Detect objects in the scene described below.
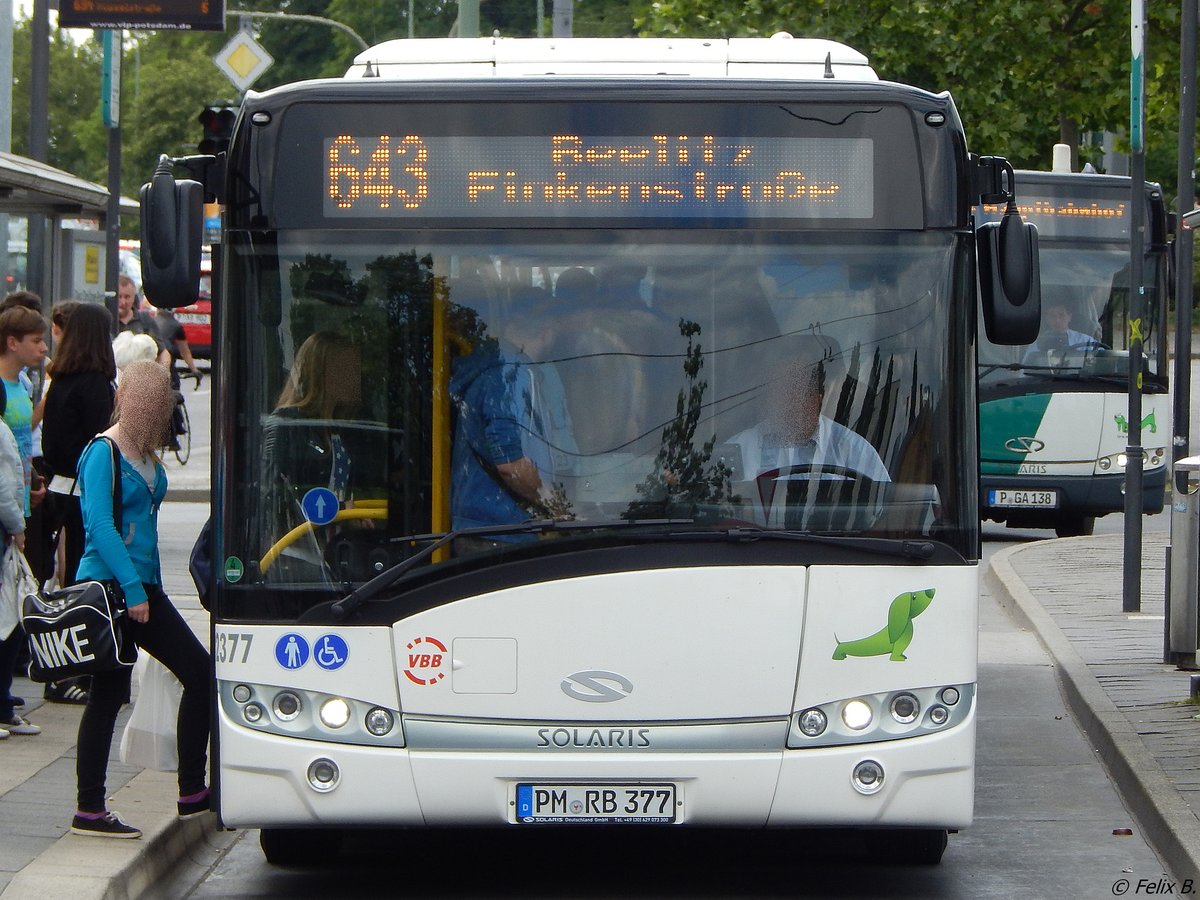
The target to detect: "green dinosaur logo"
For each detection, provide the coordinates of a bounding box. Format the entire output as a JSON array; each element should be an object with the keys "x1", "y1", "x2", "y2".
[
  {"x1": 1114, "y1": 411, "x2": 1157, "y2": 435},
  {"x1": 832, "y1": 588, "x2": 936, "y2": 662}
]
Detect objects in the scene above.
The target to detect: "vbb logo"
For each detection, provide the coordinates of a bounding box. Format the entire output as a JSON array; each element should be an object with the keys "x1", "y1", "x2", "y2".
[{"x1": 404, "y1": 636, "x2": 447, "y2": 685}]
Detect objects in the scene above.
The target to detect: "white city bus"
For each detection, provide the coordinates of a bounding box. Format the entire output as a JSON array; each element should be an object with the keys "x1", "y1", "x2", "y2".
[
  {"x1": 978, "y1": 162, "x2": 1170, "y2": 536},
  {"x1": 140, "y1": 36, "x2": 1037, "y2": 866}
]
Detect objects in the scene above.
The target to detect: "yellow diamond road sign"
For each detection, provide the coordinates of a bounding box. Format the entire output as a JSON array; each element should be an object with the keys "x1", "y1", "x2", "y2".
[{"x1": 215, "y1": 31, "x2": 274, "y2": 92}]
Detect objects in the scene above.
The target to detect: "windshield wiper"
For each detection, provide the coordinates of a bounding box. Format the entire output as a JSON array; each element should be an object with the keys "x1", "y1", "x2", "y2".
[
  {"x1": 325, "y1": 517, "x2": 693, "y2": 621},
  {"x1": 317, "y1": 520, "x2": 932, "y2": 622},
  {"x1": 978, "y1": 362, "x2": 1026, "y2": 378},
  {"x1": 657, "y1": 526, "x2": 937, "y2": 561}
]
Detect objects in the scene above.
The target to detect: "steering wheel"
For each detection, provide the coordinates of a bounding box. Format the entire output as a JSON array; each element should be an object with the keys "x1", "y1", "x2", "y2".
[
  {"x1": 260, "y1": 504, "x2": 387, "y2": 573},
  {"x1": 754, "y1": 464, "x2": 881, "y2": 530}
]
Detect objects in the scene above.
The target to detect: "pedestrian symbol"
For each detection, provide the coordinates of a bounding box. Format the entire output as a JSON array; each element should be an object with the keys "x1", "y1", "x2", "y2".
[
  {"x1": 275, "y1": 634, "x2": 309, "y2": 670},
  {"x1": 315, "y1": 634, "x2": 349, "y2": 670},
  {"x1": 301, "y1": 487, "x2": 339, "y2": 526}
]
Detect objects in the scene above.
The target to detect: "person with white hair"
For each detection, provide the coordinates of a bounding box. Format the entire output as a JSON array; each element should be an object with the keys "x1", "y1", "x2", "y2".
[
  {"x1": 115, "y1": 275, "x2": 170, "y2": 368},
  {"x1": 729, "y1": 333, "x2": 891, "y2": 483}
]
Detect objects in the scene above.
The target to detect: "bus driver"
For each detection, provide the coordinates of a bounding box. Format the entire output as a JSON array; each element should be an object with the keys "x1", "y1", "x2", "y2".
[{"x1": 728, "y1": 334, "x2": 890, "y2": 519}]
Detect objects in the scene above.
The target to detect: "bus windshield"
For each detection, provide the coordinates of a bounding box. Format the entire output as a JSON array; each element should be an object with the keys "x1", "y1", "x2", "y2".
[
  {"x1": 978, "y1": 244, "x2": 1165, "y2": 382},
  {"x1": 976, "y1": 180, "x2": 1166, "y2": 387},
  {"x1": 227, "y1": 229, "x2": 974, "y2": 596}
]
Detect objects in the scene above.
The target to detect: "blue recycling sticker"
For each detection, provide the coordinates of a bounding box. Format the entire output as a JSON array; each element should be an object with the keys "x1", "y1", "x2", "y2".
[
  {"x1": 275, "y1": 633, "x2": 310, "y2": 670},
  {"x1": 301, "y1": 487, "x2": 339, "y2": 526},
  {"x1": 314, "y1": 634, "x2": 349, "y2": 670}
]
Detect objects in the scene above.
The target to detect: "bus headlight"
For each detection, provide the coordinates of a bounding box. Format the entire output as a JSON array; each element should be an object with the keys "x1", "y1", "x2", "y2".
[
  {"x1": 1099, "y1": 448, "x2": 1164, "y2": 472},
  {"x1": 306, "y1": 758, "x2": 341, "y2": 792},
  {"x1": 841, "y1": 699, "x2": 873, "y2": 731},
  {"x1": 219, "y1": 681, "x2": 405, "y2": 748},
  {"x1": 796, "y1": 708, "x2": 828, "y2": 737},
  {"x1": 319, "y1": 698, "x2": 352, "y2": 729},
  {"x1": 365, "y1": 707, "x2": 395, "y2": 736},
  {"x1": 851, "y1": 760, "x2": 885, "y2": 795},
  {"x1": 889, "y1": 693, "x2": 920, "y2": 724},
  {"x1": 273, "y1": 691, "x2": 302, "y2": 722},
  {"x1": 788, "y1": 684, "x2": 974, "y2": 748}
]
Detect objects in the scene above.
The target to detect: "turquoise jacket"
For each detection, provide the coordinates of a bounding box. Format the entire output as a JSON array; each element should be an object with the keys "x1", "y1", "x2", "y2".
[{"x1": 75, "y1": 438, "x2": 166, "y2": 608}]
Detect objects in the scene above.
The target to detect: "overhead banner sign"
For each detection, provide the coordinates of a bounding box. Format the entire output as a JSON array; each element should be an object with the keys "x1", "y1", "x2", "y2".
[{"x1": 59, "y1": 0, "x2": 226, "y2": 31}]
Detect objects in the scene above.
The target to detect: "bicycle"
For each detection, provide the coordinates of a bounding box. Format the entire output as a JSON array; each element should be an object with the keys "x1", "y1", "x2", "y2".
[{"x1": 168, "y1": 368, "x2": 202, "y2": 465}]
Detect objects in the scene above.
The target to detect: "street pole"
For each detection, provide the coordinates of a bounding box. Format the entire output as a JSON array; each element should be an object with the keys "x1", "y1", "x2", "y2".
[
  {"x1": 553, "y1": 0, "x2": 573, "y2": 37},
  {"x1": 1170, "y1": 0, "x2": 1200, "y2": 665},
  {"x1": 27, "y1": 0, "x2": 49, "y2": 302},
  {"x1": 0, "y1": 0, "x2": 12, "y2": 293},
  {"x1": 228, "y1": 9, "x2": 369, "y2": 51},
  {"x1": 102, "y1": 30, "x2": 121, "y2": 332},
  {"x1": 458, "y1": 0, "x2": 480, "y2": 38},
  {"x1": 1124, "y1": 0, "x2": 1147, "y2": 613}
]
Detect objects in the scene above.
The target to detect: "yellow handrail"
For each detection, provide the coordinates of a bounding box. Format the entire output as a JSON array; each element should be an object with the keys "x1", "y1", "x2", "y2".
[{"x1": 259, "y1": 507, "x2": 388, "y2": 573}]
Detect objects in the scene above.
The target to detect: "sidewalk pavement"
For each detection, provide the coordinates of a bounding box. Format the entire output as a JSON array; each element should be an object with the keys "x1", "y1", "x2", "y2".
[
  {"x1": 0, "y1": 501, "x2": 219, "y2": 900},
  {"x1": 988, "y1": 530, "x2": 1200, "y2": 883},
  {"x1": 3, "y1": 506, "x2": 1200, "y2": 895}
]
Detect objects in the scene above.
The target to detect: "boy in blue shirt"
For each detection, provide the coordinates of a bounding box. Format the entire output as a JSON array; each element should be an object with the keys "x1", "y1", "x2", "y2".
[{"x1": 0, "y1": 305, "x2": 47, "y2": 735}]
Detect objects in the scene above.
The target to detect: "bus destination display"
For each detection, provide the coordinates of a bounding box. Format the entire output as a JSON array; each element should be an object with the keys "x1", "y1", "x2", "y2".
[
  {"x1": 324, "y1": 134, "x2": 873, "y2": 220},
  {"x1": 979, "y1": 195, "x2": 1130, "y2": 240}
]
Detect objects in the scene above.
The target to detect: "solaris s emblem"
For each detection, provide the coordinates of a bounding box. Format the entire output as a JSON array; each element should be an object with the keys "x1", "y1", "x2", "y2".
[
  {"x1": 560, "y1": 670, "x2": 634, "y2": 703},
  {"x1": 1004, "y1": 436, "x2": 1045, "y2": 453}
]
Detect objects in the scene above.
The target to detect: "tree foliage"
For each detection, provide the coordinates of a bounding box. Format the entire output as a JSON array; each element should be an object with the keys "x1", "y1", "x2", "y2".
[
  {"x1": 8, "y1": 0, "x2": 1193, "y2": 222},
  {"x1": 638, "y1": 0, "x2": 1184, "y2": 192}
]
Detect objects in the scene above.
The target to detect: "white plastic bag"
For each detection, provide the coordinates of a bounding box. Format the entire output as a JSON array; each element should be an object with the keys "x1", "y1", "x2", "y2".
[
  {"x1": 119, "y1": 655, "x2": 182, "y2": 771},
  {"x1": 0, "y1": 545, "x2": 37, "y2": 641}
]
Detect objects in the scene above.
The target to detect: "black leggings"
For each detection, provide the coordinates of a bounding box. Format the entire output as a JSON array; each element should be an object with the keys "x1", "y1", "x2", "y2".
[
  {"x1": 76, "y1": 585, "x2": 210, "y2": 813},
  {"x1": 60, "y1": 493, "x2": 86, "y2": 587}
]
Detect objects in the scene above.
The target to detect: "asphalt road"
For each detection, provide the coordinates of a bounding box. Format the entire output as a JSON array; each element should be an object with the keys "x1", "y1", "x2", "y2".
[{"x1": 160, "y1": 358, "x2": 1192, "y2": 896}]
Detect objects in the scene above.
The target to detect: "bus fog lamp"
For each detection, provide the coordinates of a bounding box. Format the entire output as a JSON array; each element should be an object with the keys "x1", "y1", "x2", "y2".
[
  {"x1": 851, "y1": 760, "x2": 885, "y2": 795},
  {"x1": 319, "y1": 698, "x2": 351, "y2": 729},
  {"x1": 842, "y1": 699, "x2": 873, "y2": 731},
  {"x1": 365, "y1": 707, "x2": 394, "y2": 736},
  {"x1": 1098, "y1": 457, "x2": 1111, "y2": 470},
  {"x1": 232, "y1": 684, "x2": 252, "y2": 703},
  {"x1": 928, "y1": 705, "x2": 950, "y2": 726},
  {"x1": 273, "y1": 691, "x2": 301, "y2": 721},
  {"x1": 306, "y1": 758, "x2": 340, "y2": 792},
  {"x1": 243, "y1": 702, "x2": 265, "y2": 724},
  {"x1": 940, "y1": 687, "x2": 960, "y2": 706},
  {"x1": 797, "y1": 708, "x2": 827, "y2": 737},
  {"x1": 889, "y1": 693, "x2": 919, "y2": 724}
]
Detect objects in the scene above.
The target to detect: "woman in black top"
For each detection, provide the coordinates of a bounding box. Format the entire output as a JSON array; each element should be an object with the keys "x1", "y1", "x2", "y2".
[{"x1": 42, "y1": 302, "x2": 117, "y2": 585}]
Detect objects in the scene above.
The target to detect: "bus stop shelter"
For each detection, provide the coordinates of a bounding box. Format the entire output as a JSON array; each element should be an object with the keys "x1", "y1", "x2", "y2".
[{"x1": 0, "y1": 149, "x2": 137, "y2": 304}]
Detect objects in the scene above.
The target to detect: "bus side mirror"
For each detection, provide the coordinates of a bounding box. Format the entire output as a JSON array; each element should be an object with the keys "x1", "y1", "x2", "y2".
[
  {"x1": 140, "y1": 162, "x2": 203, "y2": 309},
  {"x1": 978, "y1": 209, "x2": 1040, "y2": 345}
]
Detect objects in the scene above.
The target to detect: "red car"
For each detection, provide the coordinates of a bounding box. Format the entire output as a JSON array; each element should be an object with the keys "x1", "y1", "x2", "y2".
[{"x1": 172, "y1": 261, "x2": 212, "y2": 358}]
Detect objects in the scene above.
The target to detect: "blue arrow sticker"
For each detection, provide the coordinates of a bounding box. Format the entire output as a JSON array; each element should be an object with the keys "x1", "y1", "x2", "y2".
[
  {"x1": 275, "y1": 634, "x2": 309, "y2": 670},
  {"x1": 314, "y1": 634, "x2": 349, "y2": 670},
  {"x1": 301, "y1": 487, "x2": 339, "y2": 525}
]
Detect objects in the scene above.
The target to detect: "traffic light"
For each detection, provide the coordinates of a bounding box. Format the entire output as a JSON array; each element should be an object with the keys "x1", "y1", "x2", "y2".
[{"x1": 198, "y1": 106, "x2": 236, "y2": 155}]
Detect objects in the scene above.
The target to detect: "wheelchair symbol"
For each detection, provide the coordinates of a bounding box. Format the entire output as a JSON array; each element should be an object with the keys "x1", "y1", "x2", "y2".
[{"x1": 314, "y1": 634, "x2": 349, "y2": 670}]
